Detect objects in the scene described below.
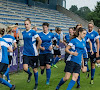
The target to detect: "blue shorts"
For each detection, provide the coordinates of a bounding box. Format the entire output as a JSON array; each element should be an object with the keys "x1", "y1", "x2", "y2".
[
  {"x1": 0, "y1": 62, "x2": 8, "y2": 75},
  {"x1": 84, "y1": 58, "x2": 88, "y2": 66},
  {"x1": 23, "y1": 55, "x2": 38, "y2": 69},
  {"x1": 64, "y1": 61, "x2": 81, "y2": 74},
  {"x1": 88, "y1": 52, "x2": 96, "y2": 63},
  {"x1": 39, "y1": 53, "x2": 53, "y2": 66}
]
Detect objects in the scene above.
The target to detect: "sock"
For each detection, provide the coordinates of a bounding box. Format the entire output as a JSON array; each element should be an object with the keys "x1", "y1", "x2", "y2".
[
  {"x1": 87, "y1": 64, "x2": 89, "y2": 72},
  {"x1": 24, "y1": 68, "x2": 32, "y2": 75},
  {"x1": 7, "y1": 73, "x2": 10, "y2": 80},
  {"x1": 4, "y1": 68, "x2": 9, "y2": 76},
  {"x1": 91, "y1": 68, "x2": 95, "y2": 80},
  {"x1": 53, "y1": 57, "x2": 60, "y2": 65},
  {"x1": 0, "y1": 78, "x2": 12, "y2": 88},
  {"x1": 77, "y1": 74, "x2": 80, "y2": 85},
  {"x1": 46, "y1": 69, "x2": 51, "y2": 82},
  {"x1": 66, "y1": 80, "x2": 76, "y2": 90},
  {"x1": 51, "y1": 58, "x2": 54, "y2": 66},
  {"x1": 34, "y1": 72, "x2": 38, "y2": 84},
  {"x1": 56, "y1": 78, "x2": 66, "y2": 89}
]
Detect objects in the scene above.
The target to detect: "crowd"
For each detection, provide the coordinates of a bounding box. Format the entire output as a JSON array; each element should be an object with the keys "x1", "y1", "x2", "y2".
[{"x1": 0, "y1": 18, "x2": 100, "y2": 90}]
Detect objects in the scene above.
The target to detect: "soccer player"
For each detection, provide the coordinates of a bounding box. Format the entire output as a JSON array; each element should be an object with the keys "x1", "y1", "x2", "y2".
[
  {"x1": 76, "y1": 35, "x2": 93, "y2": 88},
  {"x1": 0, "y1": 28, "x2": 15, "y2": 90},
  {"x1": 38, "y1": 22, "x2": 54, "y2": 85},
  {"x1": 52, "y1": 27, "x2": 61, "y2": 68},
  {"x1": 86, "y1": 22, "x2": 99, "y2": 84},
  {"x1": 2, "y1": 26, "x2": 17, "y2": 83},
  {"x1": 22, "y1": 19, "x2": 42, "y2": 90},
  {"x1": 95, "y1": 28, "x2": 100, "y2": 67},
  {"x1": 55, "y1": 27, "x2": 87, "y2": 90},
  {"x1": 63, "y1": 27, "x2": 74, "y2": 63}
]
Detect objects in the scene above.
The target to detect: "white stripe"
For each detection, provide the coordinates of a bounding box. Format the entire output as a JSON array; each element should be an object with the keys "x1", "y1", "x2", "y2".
[
  {"x1": 0, "y1": 49, "x2": 2, "y2": 62},
  {"x1": 3, "y1": 38, "x2": 13, "y2": 43},
  {"x1": 94, "y1": 35, "x2": 99, "y2": 41},
  {"x1": 67, "y1": 54, "x2": 72, "y2": 61},
  {"x1": 68, "y1": 43, "x2": 73, "y2": 47},
  {"x1": 33, "y1": 43, "x2": 38, "y2": 56},
  {"x1": 0, "y1": 41, "x2": 9, "y2": 47},
  {"x1": 94, "y1": 42, "x2": 97, "y2": 52},
  {"x1": 86, "y1": 38, "x2": 89, "y2": 42},
  {"x1": 13, "y1": 40, "x2": 16, "y2": 43},
  {"x1": 32, "y1": 34, "x2": 39, "y2": 42}
]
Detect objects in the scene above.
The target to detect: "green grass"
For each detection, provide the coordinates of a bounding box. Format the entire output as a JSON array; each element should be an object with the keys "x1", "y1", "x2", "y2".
[{"x1": 0, "y1": 60, "x2": 100, "y2": 90}]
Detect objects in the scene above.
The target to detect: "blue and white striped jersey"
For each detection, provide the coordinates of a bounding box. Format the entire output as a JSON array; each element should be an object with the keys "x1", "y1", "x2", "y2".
[
  {"x1": 86, "y1": 30, "x2": 99, "y2": 52},
  {"x1": 3, "y1": 34, "x2": 16, "y2": 56},
  {"x1": 0, "y1": 37, "x2": 9, "y2": 64},
  {"x1": 38, "y1": 32, "x2": 54, "y2": 54},
  {"x1": 22, "y1": 29, "x2": 38, "y2": 56},
  {"x1": 67, "y1": 38, "x2": 85, "y2": 66}
]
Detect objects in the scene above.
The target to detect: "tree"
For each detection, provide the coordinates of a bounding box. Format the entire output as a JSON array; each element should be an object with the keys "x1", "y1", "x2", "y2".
[
  {"x1": 69, "y1": 5, "x2": 78, "y2": 14},
  {"x1": 87, "y1": 1, "x2": 100, "y2": 27},
  {"x1": 77, "y1": 6, "x2": 91, "y2": 20}
]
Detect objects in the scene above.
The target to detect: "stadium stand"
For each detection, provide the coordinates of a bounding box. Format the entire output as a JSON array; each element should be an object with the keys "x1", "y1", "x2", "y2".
[{"x1": 0, "y1": 0, "x2": 78, "y2": 35}]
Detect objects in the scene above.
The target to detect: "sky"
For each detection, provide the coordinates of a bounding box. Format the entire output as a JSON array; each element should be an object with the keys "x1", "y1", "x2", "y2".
[{"x1": 66, "y1": 0, "x2": 100, "y2": 11}]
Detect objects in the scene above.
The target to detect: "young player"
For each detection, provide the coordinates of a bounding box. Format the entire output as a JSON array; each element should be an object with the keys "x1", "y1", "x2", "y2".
[
  {"x1": 2, "y1": 26, "x2": 17, "y2": 83},
  {"x1": 0, "y1": 28, "x2": 15, "y2": 90},
  {"x1": 38, "y1": 22, "x2": 54, "y2": 85},
  {"x1": 22, "y1": 19, "x2": 42, "y2": 90},
  {"x1": 52, "y1": 27, "x2": 61, "y2": 68},
  {"x1": 55, "y1": 27, "x2": 87, "y2": 90},
  {"x1": 86, "y1": 22, "x2": 99, "y2": 84}
]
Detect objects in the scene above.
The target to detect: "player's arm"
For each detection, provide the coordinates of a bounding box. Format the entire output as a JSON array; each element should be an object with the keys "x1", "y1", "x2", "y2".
[
  {"x1": 13, "y1": 42, "x2": 17, "y2": 51},
  {"x1": 36, "y1": 36, "x2": 42, "y2": 50},
  {"x1": 0, "y1": 44, "x2": 1, "y2": 50},
  {"x1": 65, "y1": 45, "x2": 78, "y2": 56},
  {"x1": 88, "y1": 39, "x2": 94, "y2": 55},
  {"x1": 96, "y1": 38, "x2": 99, "y2": 58},
  {"x1": 8, "y1": 46, "x2": 13, "y2": 52},
  {"x1": 81, "y1": 54, "x2": 84, "y2": 69}
]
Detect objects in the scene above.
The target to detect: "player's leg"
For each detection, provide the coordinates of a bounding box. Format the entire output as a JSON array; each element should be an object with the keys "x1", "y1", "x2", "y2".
[
  {"x1": 39, "y1": 54, "x2": 45, "y2": 75},
  {"x1": 23, "y1": 55, "x2": 32, "y2": 83}
]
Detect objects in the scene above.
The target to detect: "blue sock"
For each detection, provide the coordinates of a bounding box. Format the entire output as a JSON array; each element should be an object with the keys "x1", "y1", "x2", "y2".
[
  {"x1": 51, "y1": 58, "x2": 54, "y2": 66},
  {"x1": 87, "y1": 64, "x2": 89, "y2": 72},
  {"x1": 24, "y1": 68, "x2": 32, "y2": 75},
  {"x1": 53, "y1": 57, "x2": 60, "y2": 65},
  {"x1": 56, "y1": 78, "x2": 66, "y2": 89},
  {"x1": 77, "y1": 74, "x2": 80, "y2": 85},
  {"x1": 46, "y1": 69, "x2": 51, "y2": 82},
  {"x1": 7, "y1": 73, "x2": 10, "y2": 80},
  {"x1": 34, "y1": 72, "x2": 38, "y2": 84},
  {"x1": 0, "y1": 78, "x2": 12, "y2": 88},
  {"x1": 91, "y1": 68, "x2": 95, "y2": 80},
  {"x1": 66, "y1": 80, "x2": 76, "y2": 90},
  {"x1": 4, "y1": 68, "x2": 9, "y2": 76}
]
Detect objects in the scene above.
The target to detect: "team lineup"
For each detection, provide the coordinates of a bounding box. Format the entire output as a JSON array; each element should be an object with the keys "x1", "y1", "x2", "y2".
[{"x1": 0, "y1": 18, "x2": 100, "y2": 90}]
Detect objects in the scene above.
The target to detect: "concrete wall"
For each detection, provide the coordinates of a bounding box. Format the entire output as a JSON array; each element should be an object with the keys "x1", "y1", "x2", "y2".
[{"x1": 57, "y1": 5, "x2": 98, "y2": 31}]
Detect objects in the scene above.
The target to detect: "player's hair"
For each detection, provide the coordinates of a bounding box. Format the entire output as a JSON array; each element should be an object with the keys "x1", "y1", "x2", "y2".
[
  {"x1": 42, "y1": 22, "x2": 49, "y2": 27},
  {"x1": 32, "y1": 26, "x2": 37, "y2": 29},
  {"x1": 88, "y1": 20, "x2": 94, "y2": 26},
  {"x1": 6, "y1": 26, "x2": 12, "y2": 33},
  {"x1": 25, "y1": 18, "x2": 31, "y2": 24},
  {"x1": 71, "y1": 27, "x2": 86, "y2": 39},
  {"x1": 76, "y1": 24, "x2": 82, "y2": 28},
  {"x1": 15, "y1": 23, "x2": 18, "y2": 25},
  {"x1": 0, "y1": 28, "x2": 5, "y2": 35}
]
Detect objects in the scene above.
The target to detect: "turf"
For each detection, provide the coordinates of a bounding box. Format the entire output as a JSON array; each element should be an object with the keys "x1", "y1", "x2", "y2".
[{"x1": 0, "y1": 60, "x2": 100, "y2": 90}]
